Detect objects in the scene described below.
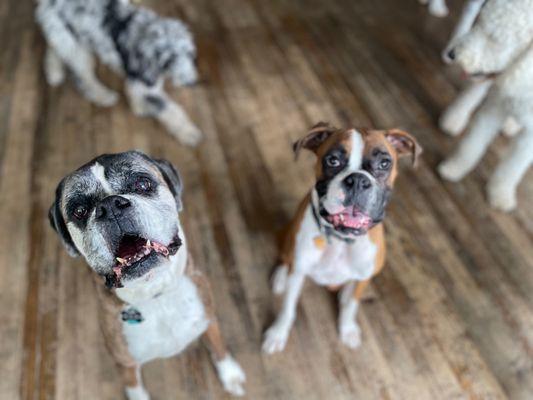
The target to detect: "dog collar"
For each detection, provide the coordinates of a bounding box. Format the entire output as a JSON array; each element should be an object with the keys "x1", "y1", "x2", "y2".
[{"x1": 310, "y1": 202, "x2": 355, "y2": 244}]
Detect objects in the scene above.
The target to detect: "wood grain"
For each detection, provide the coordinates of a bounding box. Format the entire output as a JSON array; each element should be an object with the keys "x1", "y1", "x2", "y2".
[{"x1": 1, "y1": 0, "x2": 531, "y2": 399}]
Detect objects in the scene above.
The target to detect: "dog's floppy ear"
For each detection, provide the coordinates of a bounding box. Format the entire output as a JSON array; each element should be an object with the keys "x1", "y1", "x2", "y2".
[
  {"x1": 385, "y1": 129, "x2": 423, "y2": 167},
  {"x1": 293, "y1": 122, "x2": 337, "y2": 159},
  {"x1": 48, "y1": 183, "x2": 79, "y2": 257},
  {"x1": 154, "y1": 158, "x2": 184, "y2": 211}
]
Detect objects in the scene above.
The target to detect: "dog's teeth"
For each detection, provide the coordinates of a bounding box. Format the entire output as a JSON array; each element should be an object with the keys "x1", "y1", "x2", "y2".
[
  {"x1": 146, "y1": 240, "x2": 151, "y2": 247},
  {"x1": 339, "y1": 214, "x2": 345, "y2": 222},
  {"x1": 116, "y1": 257, "x2": 126, "y2": 265}
]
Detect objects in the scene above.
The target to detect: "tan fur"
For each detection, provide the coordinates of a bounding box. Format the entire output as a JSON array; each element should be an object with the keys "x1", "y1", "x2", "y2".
[
  {"x1": 283, "y1": 125, "x2": 420, "y2": 299},
  {"x1": 279, "y1": 192, "x2": 312, "y2": 270}
]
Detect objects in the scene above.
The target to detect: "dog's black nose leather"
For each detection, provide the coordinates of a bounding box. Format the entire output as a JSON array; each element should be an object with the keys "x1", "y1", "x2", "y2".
[
  {"x1": 447, "y1": 49, "x2": 456, "y2": 61},
  {"x1": 96, "y1": 195, "x2": 131, "y2": 219},
  {"x1": 344, "y1": 173, "x2": 371, "y2": 191}
]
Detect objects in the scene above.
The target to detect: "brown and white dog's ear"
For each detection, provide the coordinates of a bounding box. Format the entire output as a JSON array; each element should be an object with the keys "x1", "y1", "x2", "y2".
[
  {"x1": 385, "y1": 129, "x2": 423, "y2": 167},
  {"x1": 153, "y1": 158, "x2": 184, "y2": 211},
  {"x1": 293, "y1": 122, "x2": 337, "y2": 159},
  {"x1": 48, "y1": 182, "x2": 80, "y2": 257}
]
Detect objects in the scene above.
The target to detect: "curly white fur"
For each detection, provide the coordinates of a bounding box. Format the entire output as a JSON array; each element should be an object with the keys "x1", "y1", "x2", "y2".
[
  {"x1": 439, "y1": 0, "x2": 533, "y2": 211},
  {"x1": 35, "y1": 0, "x2": 202, "y2": 145}
]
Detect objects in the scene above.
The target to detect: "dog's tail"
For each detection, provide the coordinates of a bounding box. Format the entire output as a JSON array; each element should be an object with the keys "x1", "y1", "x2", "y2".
[{"x1": 271, "y1": 264, "x2": 289, "y2": 295}]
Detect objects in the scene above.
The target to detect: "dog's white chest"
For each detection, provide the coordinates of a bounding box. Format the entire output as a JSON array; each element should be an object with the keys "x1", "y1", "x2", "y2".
[
  {"x1": 308, "y1": 236, "x2": 377, "y2": 286},
  {"x1": 121, "y1": 276, "x2": 209, "y2": 364}
]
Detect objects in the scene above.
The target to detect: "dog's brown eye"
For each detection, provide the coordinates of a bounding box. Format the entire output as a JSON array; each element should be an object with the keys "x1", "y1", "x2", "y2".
[
  {"x1": 134, "y1": 177, "x2": 152, "y2": 193},
  {"x1": 73, "y1": 205, "x2": 88, "y2": 220},
  {"x1": 379, "y1": 159, "x2": 391, "y2": 170},
  {"x1": 326, "y1": 155, "x2": 341, "y2": 168}
]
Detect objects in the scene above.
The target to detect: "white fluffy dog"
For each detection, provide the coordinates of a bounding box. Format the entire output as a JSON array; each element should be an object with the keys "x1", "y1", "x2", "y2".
[
  {"x1": 438, "y1": 0, "x2": 533, "y2": 211},
  {"x1": 36, "y1": 0, "x2": 202, "y2": 146}
]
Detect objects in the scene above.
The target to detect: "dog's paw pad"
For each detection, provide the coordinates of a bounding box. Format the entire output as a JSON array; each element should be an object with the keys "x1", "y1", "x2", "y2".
[
  {"x1": 216, "y1": 356, "x2": 246, "y2": 397},
  {"x1": 262, "y1": 325, "x2": 289, "y2": 354},
  {"x1": 340, "y1": 323, "x2": 361, "y2": 349}
]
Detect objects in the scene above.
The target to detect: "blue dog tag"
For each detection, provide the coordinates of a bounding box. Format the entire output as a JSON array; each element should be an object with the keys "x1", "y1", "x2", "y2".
[{"x1": 121, "y1": 307, "x2": 143, "y2": 324}]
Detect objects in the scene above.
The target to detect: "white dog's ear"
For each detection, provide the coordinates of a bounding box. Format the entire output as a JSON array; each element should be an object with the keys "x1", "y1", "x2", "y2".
[
  {"x1": 293, "y1": 122, "x2": 337, "y2": 159},
  {"x1": 154, "y1": 159, "x2": 184, "y2": 211},
  {"x1": 48, "y1": 185, "x2": 80, "y2": 257},
  {"x1": 385, "y1": 129, "x2": 423, "y2": 167}
]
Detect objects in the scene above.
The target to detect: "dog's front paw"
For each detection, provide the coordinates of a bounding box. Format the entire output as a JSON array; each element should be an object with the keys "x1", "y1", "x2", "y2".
[
  {"x1": 165, "y1": 120, "x2": 203, "y2": 147},
  {"x1": 429, "y1": 2, "x2": 449, "y2": 17},
  {"x1": 339, "y1": 321, "x2": 361, "y2": 349},
  {"x1": 438, "y1": 159, "x2": 468, "y2": 182},
  {"x1": 125, "y1": 385, "x2": 150, "y2": 400},
  {"x1": 439, "y1": 110, "x2": 467, "y2": 137},
  {"x1": 501, "y1": 117, "x2": 521, "y2": 137},
  {"x1": 487, "y1": 182, "x2": 517, "y2": 212},
  {"x1": 88, "y1": 88, "x2": 119, "y2": 107},
  {"x1": 262, "y1": 324, "x2": 290, "y2": 354},
  {"x1": 215, "y1": 356, "x2": 246, "y2": 397}
]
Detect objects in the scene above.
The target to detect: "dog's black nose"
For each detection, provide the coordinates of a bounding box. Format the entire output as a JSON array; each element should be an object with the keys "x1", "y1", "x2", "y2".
[
  {"x1": 96, "y1": 195, "x2": 131, "y2": 219},
  {"x1": 343, "y1": 173, "x2": 371, "y2": 191},
  {"x1": 447, "y1": 48, "x2": 456, "y2": 61}
]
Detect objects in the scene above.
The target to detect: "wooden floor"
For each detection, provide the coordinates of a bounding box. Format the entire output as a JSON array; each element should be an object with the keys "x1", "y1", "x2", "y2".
[{"x1": 1, "y1": 0, "x2": 532, "y2": 399}]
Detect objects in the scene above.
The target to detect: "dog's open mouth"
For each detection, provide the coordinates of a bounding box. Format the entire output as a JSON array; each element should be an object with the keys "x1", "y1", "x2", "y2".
[
  {"x1": 108, "y1": 234, "x2": 182, "y2": 287},
  {"x1": 324, "y1": 207, "x2": 372, "y2": 231}
]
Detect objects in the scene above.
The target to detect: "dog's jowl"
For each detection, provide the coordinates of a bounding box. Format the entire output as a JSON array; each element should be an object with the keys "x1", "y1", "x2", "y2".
[
  {"x1": 263, "y1": 123, "x2": 422, "y2": 353},
  {"x1": 49, "y1": 151, "x2": 246, "y2": 399}
]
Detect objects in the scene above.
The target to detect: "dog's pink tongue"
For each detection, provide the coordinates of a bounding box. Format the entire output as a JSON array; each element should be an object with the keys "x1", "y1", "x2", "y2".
[{"x1": 331, "y1": 210, "x2": 371, "y2": 229}]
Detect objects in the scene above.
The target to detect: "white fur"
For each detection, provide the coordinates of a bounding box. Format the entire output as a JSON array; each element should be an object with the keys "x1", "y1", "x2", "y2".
[
  {"x1": 215, "y1": 356, "x2": 246, "y2": 397},
  {"x1": 419, "y1": 0, "x2": 449, "y2": 17},
  {"x1": 36, "y1": 0, "x2": 201, "y2": 145},
  {"x1": 262, "y1": 203, "x2": 376, "y2": 353},
  {"x1": 90, "y1": 163, "x2": 113, "y2": 194},
  {"x1": 338, "y1": 283, "x2": 361, "y2": 349},
  {"x1": 322, "y1": 130, "x2": 364, "y2": 215},
  {"x1": 125, "y1": 386, "x2": 150, "y2": 400},
  {"x1": 440, "y1": 0, "x2": 533, "y2": 211},
  {"x1": 124, "y1": 79, "x2": 202, "y2": 146},
  {"x1": 271, "y1": 264, "x2": 289, "y2": 295}
]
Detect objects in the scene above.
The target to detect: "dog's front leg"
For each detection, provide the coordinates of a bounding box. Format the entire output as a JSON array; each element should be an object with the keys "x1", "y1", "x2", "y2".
[
  {"x1": 120, "y1": 365, "x2": 150, "y2": 400},
  {"x1": 338, "y1": 280, "x2": 371, "y2": 349},
  {"x1": 439, "y1": 80, "x2": 492, "y2": 136},
  {"x1": 438, "y1": 96, "x2": 505, "y2": 182},
  {"x1": 202, "y1": 320, "x2": 246, "y2": 396},
  {"x1": 125, "y1": 79, "x2": 202, "y2": 146},
  {"x1": 487, "y1": 129, "x2": 532, "y2": 211},
  {"x1": 262, "y1": 272, "x2": 306, "y2": 354}
]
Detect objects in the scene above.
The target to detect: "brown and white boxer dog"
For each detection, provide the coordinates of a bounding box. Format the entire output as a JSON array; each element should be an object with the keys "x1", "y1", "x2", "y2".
[
  {"x1": 262, "y1": 123, "x2": 422, "y2": 353},
  {"x1": 49, "y1": 151, "x2": 246, "y2": 400}
]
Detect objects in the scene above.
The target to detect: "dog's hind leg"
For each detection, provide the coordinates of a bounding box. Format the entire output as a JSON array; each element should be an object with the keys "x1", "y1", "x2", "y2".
[
  {"x1": 120, "y1": 365, "x2": 150, "y2": 400},
  {"x1": 487, "y1": 129, "x2": 533, "y2": 211},
  {"x1": 202, "y1": 321, "x2": 246, "y2": 396},
  {"x1": 36, "y1": 8, "x2": 117, "y2": 106},
  {"x1": 44, "y1": 46, "x2": 65, "y2": 86},
  {"x1": 438, "y1": 96, "x2": 505, "y2": 182},
  {"x1": 125, "y1": 79, "x2": 202, "y2": 146}
]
